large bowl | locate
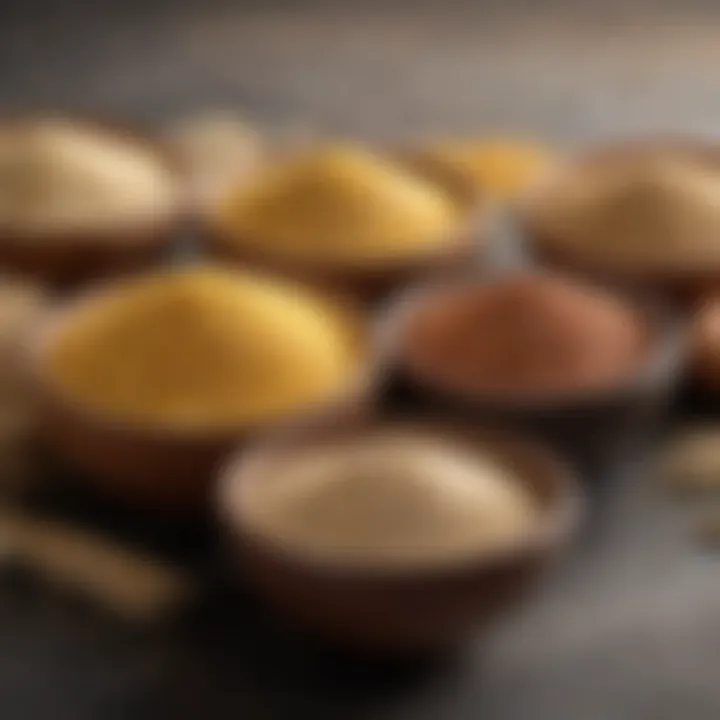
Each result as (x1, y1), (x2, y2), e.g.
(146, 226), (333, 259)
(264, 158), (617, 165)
(218, 408), (582, 654)
(0, 115), (187, 289)
(201, 149), (485, 305)
(28, 280), (368, 513)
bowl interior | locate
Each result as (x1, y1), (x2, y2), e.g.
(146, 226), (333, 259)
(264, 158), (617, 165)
(0, 114), (187, 243)
(378, 270), (687, 411)
(29, 272), (373, 446)
(516, 135), (720, 281)
(219, 409), (582, 579)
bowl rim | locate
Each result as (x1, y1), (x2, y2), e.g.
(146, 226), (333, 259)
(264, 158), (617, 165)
(27, 265), (372, 444)
(373, 267), (688, 410)
(0, 112), (188, 244)
(217, 409), (584, 579)
(515, 133), (720, 281)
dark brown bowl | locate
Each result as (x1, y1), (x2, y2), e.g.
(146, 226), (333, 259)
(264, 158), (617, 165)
(0, 115), (187, 289)
(377, 271), (688, 479)
(689, 295), (720, 391)
(200, 149), (485, 305)
(515, 135), (720, 309)
(218, 408), (582, 654)
(28, 278), (369, 513)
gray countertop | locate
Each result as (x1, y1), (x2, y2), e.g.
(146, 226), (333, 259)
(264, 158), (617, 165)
(1, 3), (720, 718)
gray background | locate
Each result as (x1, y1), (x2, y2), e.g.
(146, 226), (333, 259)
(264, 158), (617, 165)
(5, 0), (720, 142)
(1, 2), (720, 718)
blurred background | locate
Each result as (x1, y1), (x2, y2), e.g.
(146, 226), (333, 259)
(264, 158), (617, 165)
(4, 0), (720, 141)
(2, 1), (720, 719)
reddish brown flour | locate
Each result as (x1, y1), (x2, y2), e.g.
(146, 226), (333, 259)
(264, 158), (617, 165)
(403, 274), (649, 396)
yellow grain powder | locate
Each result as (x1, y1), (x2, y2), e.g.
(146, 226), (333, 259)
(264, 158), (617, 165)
(47, 266), (362, 429)
(236, 430), (539, 568)
(217, 143), (459, 265)
(422, 137), (552, 200)
(0, 119), (176, 234)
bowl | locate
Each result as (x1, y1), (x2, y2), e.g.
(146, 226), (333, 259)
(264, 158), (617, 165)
(202, 150), (485, 305)
(377, 271), (688, 479)
(0, 115), (187, 289)
(217, 408), (582, 654)
(687, 295), (720, 396)
(28, 280), (369, 513)
(515, 135), (720, 308)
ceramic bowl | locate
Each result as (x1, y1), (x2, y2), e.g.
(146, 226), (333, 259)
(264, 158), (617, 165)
(218, 408), (582, 654)
(377, 271), (688, 479)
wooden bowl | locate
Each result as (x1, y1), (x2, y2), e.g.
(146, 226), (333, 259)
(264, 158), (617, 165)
(217, 408), (582, 654)
(201, 149), (484, 305)
(515, 135), (720, 308)
(0, 115), (187, 289)
(377, 271), (688, 479)
(29, 281), (369, 513)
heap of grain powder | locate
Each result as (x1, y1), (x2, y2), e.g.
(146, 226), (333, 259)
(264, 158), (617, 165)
(234, 429), (539, 567)
(403, 274), (649, 396)
(216, 143), (459, 265)
(527, 151), (720, 269)
(0, 120), (176, 234)
(46, 266), (362, 430)
(419, 136), (553, 201)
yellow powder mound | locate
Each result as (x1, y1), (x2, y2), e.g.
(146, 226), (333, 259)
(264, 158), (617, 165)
(217, 143), (459, 265)
(47, 266), (362, 429)
(530, 153), (720, 269)
(422, 137), (552, 200)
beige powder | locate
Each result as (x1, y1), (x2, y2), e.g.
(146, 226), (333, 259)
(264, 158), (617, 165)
(237, 430), (539, 568)
(167, 112), (263, 201)
(529, 152), (720, 270)
(0, 120), (176, 235)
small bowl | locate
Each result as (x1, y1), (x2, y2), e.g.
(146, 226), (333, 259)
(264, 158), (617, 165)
(218, 408), (582, 654)
(29, 280), (369, 513)
(202, 150), (484, 305)
(377, 271), (687, 479)
(0, 115), (187, 289)
(515, 135), (720, 308)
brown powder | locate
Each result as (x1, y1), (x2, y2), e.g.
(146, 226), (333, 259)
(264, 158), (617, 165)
(403, 274), (649, 396)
